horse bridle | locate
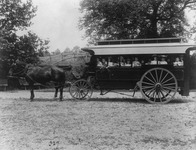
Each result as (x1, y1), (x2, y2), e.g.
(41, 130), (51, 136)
(9, 63), (27, 77)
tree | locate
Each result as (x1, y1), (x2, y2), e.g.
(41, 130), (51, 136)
(63, 47), (71, 53)
(52, 49), (61, 55)
(15, 32), (50, 62)
(0, 0), (37, 33)
(79, 0), (196, 43)
(0, 0), (49, 78)
(72, 46), (80, 53)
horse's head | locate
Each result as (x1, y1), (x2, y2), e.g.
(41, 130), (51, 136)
(8, 60), (27, 77)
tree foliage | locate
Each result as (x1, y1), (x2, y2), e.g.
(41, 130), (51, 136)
(0, 0), (37, 34)
(0, 0), (50, 77)
(79, 0), (196, 43)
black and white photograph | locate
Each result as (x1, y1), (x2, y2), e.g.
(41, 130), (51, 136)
(0, 0), (196, 149)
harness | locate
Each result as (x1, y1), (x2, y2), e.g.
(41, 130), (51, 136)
(8, 65), (81, 88)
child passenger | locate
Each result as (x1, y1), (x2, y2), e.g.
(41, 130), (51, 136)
(108, 57), (113, 67)
(173, 57), (183, 66)
(125, 59), (132, 67)
(150, 56), (158, 65)
(159, 56), (168, 65)
(97, 58), (102, 67)
(132, 57), (141, 67)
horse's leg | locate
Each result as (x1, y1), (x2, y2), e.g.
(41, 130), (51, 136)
(30, 83), (34, 101)
(54, 87), (58, 98)
(59, 85), (63, 101)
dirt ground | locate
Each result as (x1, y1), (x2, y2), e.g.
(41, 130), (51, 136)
(0, 90), (196, 150)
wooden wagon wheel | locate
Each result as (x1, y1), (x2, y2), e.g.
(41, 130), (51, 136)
(69, 79), (93, 100)
(140, 68), (178, 104)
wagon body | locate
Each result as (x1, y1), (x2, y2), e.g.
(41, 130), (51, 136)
(95, 65), (184, 89)
(70, 38), (196, 103)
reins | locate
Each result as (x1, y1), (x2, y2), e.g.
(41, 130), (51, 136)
(24, 71), (72, 88)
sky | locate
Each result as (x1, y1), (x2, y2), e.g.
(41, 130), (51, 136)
(20, 0), (196, 53)
(23, 0), (87, 52)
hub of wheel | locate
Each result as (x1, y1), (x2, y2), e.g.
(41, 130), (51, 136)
(155, 83), (162, 93)
(80, 89), (84, 93)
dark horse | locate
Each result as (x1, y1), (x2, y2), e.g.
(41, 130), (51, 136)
(9, 61), (67, 101)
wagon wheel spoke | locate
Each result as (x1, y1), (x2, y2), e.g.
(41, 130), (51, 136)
(73, 91), (79, 99)
(158, 92), (162, 102)
(158, 69), (163, 82)
(155, 69), (159, 83)
(142, 81), (155, 86)
(162, 86), (176, 92)
(162, 89), (173, 98)
(144, 75), (156, 84)
(149, 71), (157, 83)
(161, 76), (175, 85)
(144, 87), (155, 94)
(80, 88), (89, 98)
(140, 68), (177, 104)
(160, 90), (166, 99)
(142, 85), (154, 90)
(162, 83), (176, 86)
(160, 72), (169, 83)
(151, 90), (156, 102)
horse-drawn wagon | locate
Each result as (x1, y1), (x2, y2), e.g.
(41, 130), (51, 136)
(69, 37), (196, 104)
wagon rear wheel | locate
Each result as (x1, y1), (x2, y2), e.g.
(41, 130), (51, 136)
(69, 79), (93, 100)
(140, 68), (178, 104)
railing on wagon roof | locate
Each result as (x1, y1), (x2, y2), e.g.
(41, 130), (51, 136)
(97, 37), (187, 45)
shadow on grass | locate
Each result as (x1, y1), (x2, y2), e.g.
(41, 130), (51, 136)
(14, 95), (194, 104)
(88, 97), (194, 104)
(88, 97), (149, 104)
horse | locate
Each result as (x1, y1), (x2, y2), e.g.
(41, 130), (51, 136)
(8, 61), (69, 101)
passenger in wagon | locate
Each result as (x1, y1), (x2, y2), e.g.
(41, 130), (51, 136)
(108, 57), (114, 67)
(159, 55), (168, 65)
(132, 57), (141, 67)
(97, 58), (103, 67)
(180, 55), (184, 66)
(173, 57), (183, 66)
(145, 59), (152, 65)
(120, 56), (126, 66)
(125, 58), (132, 66)
(102, 58), (108, 67)
(150, 56), (158, 65)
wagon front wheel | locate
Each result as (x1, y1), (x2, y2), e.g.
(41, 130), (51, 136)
(140, 68), (178, 104)
(69, 79), (93, 100)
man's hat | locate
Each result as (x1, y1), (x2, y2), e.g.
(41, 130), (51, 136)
(160, 55), (167, 58)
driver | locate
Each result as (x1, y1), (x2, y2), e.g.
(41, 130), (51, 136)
(85, 51), (97, 71)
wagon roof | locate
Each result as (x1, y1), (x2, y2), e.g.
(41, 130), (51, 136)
(82, 42), (196, 55)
